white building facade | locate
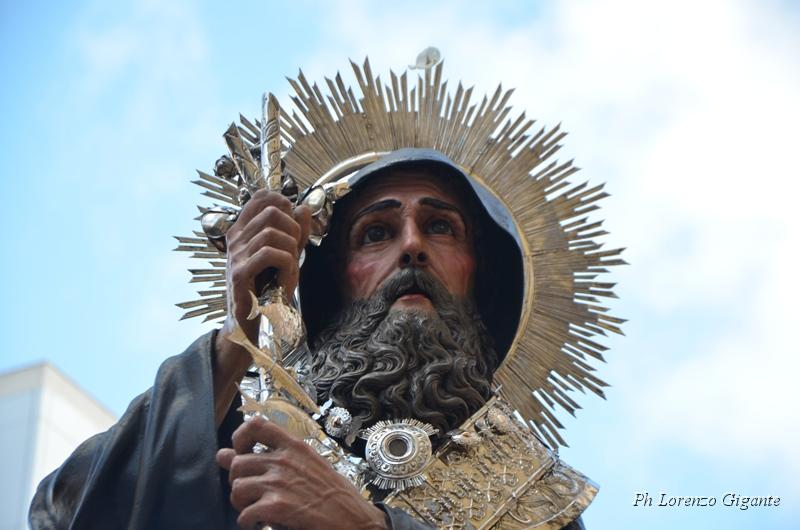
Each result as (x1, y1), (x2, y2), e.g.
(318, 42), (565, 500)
(0, 363), (116, 530)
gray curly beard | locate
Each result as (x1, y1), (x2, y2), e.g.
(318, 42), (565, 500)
(310, 268), (498, 436)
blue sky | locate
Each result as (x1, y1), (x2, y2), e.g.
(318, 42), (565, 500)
(2, 0), (798, 528)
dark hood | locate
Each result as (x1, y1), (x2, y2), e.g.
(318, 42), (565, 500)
(299, 148), (524, 362)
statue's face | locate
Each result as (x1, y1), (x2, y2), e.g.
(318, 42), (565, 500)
(339, 170), (476, 311)
(314, 170), (496, 433)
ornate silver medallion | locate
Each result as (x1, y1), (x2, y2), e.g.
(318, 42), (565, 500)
(324, 407), (353, 438)
(360, 419), (438, 490)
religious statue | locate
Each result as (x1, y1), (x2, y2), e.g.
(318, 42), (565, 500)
(29, 52), (624, 530)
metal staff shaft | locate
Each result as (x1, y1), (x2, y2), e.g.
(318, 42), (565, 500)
(261, 92), (283, 192)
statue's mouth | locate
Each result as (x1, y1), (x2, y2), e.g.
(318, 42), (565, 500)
(395, 285), (431, 301)
(395, 277), (432, 301)
(380, 268), (444, 310)
(390, 281), (435, 311)
(395, 294), (431, 307)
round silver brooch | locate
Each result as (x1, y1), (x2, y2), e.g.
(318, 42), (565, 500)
(359, 419), (438, 490)
(324, 407), (353, 438)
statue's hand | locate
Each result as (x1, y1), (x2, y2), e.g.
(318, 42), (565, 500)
(222, 190), (311, 343)
(211, 191), (311, 426)
(217, 417), (388, 530)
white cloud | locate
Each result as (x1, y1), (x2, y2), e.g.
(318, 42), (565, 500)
(70, 0), (218, 186)
(32, 0), (223, 411)
(75, 0), (208, 97)
(60, 0), (221, 266)
(636, 234), (800, 488)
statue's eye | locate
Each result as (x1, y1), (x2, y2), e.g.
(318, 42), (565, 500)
(362, 225), (391, 244)
(427, 219), (454, 235)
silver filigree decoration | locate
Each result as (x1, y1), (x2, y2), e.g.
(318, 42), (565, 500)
(487, 406), (514, 434)
(447, 429), (483, 447)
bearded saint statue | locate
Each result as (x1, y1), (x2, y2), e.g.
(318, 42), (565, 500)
(30, 55), (623, 530)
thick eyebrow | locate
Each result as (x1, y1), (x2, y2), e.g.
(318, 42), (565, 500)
(419, 197), (466, 223)
(350, 196), (467, 226)
(351, 199), (402, 224)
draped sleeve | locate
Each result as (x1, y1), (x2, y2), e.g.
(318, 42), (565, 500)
(28, 331), (238, 530)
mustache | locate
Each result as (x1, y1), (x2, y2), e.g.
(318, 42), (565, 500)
(374, 268), (452, 308)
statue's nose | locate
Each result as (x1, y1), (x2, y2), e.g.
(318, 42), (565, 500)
(398, 224), (428, 268)
(399, 250), (427, 267)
